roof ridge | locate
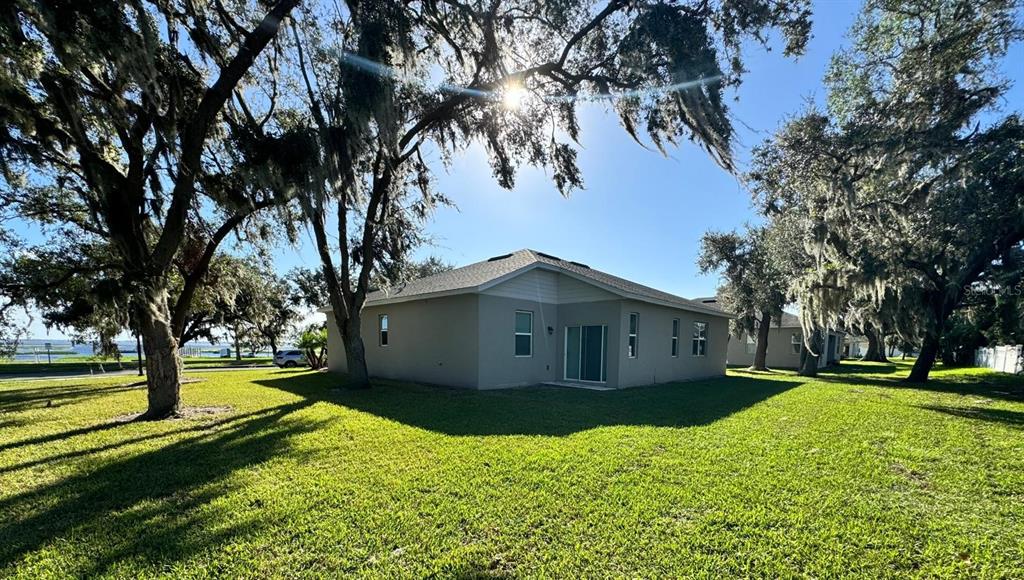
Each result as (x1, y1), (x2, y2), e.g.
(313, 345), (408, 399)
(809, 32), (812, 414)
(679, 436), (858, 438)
(348, 249), (733, 318)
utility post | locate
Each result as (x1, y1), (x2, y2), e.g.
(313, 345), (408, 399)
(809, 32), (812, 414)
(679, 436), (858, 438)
(136, 334), (144, 377)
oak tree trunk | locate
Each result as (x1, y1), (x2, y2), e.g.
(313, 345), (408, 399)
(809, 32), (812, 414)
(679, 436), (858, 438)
(862, 325), (889, 363)
(342, 312), (370, 389)
(750, 310), (771, 371)
(907, 334), (940, 383)
(136, 285), (182, 419)
(798, 329), (822, 377)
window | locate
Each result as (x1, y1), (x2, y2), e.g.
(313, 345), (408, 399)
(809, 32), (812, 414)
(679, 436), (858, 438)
(378, 314), (389, 346)
(628, 313), (639, 358)
(791, 333), (802, 355)
(671, 318), (680, 357)
(691, 321), (707, 356)
(745, 334), (756, 354)
(515, 311), (533, 357)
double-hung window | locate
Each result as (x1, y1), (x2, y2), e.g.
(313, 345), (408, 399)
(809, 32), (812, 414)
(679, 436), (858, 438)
(515, 311), (533, 357)
(671, 318), (680, 357)
(378, 314), (389, 346)
(691, 322), (707, 356)
(628, 313), (639, 358)
(791, 333), (802, 355)
(745, 334), (756, 354)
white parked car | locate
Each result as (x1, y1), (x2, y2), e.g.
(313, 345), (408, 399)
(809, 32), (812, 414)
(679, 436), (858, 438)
(273, 350), (307, 368)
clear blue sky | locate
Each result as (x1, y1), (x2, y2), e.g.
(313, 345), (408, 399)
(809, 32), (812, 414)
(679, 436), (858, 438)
(16, 0), (1024, 339)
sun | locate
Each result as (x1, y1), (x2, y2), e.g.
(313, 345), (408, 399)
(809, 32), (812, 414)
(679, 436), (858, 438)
(502, 85), (528, 110)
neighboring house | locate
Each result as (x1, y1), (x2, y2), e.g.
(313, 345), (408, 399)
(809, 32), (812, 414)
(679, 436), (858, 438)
(844, 335), (869, 358)
(722, 310), (843, 369)
(323, 249), (734, 389)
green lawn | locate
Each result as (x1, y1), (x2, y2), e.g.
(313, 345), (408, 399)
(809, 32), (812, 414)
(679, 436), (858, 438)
(1, 362), (1022, 577)
(0, 356), (273, 376)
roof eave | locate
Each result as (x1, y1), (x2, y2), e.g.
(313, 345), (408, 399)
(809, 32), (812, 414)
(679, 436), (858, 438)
(319, 262), (736, 318)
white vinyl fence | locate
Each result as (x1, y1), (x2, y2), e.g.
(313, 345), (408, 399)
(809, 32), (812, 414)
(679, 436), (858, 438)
(974, 345), (1024, 374)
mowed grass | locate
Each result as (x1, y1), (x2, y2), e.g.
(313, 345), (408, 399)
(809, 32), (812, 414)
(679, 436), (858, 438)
(0, 362), (1022, 577)
(0, 356), (273, 376)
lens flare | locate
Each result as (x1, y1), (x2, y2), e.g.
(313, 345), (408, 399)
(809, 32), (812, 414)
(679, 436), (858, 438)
(333, 50), (721, 105)
(502, 86), (528, 110)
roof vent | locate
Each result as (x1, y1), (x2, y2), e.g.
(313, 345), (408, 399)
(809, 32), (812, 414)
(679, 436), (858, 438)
(701, 299), (717, 303)
(487, 253), (513, 262)
(535, 252), (562, 261)
(569, 261), (590, 269)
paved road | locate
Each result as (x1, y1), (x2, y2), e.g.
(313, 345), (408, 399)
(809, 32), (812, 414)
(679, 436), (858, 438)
(0, 364), (278, 382)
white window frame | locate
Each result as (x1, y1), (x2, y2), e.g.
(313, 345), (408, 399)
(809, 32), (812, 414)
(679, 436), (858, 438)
(515, 310), (533, 357)
(671, 318), (680, 357)
(378, 314), (389, 347)
(745, 334), (756, 355)
(791, 333), (802, 355)
(628, 312), (639, 358)
(692, 321), (707, 357)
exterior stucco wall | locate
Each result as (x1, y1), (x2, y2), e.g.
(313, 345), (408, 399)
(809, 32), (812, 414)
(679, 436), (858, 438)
(326, 294), (481, 388)
(555, 300), (624, 387)
(727, 327), (842, 369)
(325, 286), (731, 389)
(615, 300), (729, 388)
(476, 294), (559, 388)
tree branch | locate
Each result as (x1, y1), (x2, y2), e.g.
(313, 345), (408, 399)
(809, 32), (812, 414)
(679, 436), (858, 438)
(153, 0), (300, 271)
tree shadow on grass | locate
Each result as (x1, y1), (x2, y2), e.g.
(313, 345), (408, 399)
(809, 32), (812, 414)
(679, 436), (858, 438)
(815, 362), (1024, 403)
(826, 361), (900, 375)
(254, 372), (803, 437)
(917, 405), (1024, 429)
(0, 380), (147, 413)
(0, 400), (321, 576)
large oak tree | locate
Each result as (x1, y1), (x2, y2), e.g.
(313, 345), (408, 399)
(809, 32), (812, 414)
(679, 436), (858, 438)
(697, 226), (788, 371)
(0, 1), (302, 417)
(749, 0), (1024, 382)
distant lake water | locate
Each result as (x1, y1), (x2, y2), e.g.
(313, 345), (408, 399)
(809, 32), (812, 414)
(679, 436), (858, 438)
(9, 339), (274, 361)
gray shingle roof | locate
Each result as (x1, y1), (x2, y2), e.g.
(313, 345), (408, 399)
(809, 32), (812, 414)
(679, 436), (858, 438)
(365, 249), (730, 317)
(776, 312), (801, 327)
(692, 296), (727, 311)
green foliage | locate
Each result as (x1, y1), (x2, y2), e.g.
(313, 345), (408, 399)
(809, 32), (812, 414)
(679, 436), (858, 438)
(0, 302), (29, 359)
(0, 362), (1022, 575)
(295, 325), (327, 369)
(287, 267), (330, 312)
(697, 225), (788, 337)
(748, 0), (1024, 380)
(182, 255), (298, 354)
(375, 255), (456, 291)
(0, 238), (131, 349)
(941, 244), (1024, 362)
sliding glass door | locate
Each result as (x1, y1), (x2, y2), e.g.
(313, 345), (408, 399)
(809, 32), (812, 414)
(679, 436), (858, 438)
(564, 325), (607, 382)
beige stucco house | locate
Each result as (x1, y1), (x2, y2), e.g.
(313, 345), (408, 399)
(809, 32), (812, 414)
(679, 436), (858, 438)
(724, 311), (843, 369)
(325, 249), (734, 389)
